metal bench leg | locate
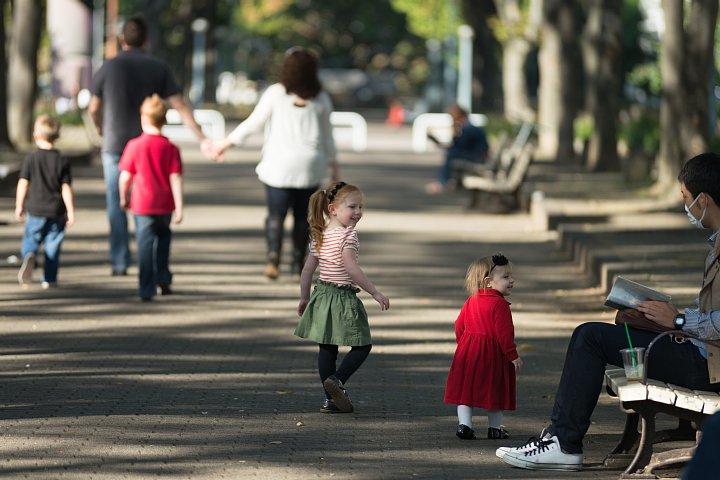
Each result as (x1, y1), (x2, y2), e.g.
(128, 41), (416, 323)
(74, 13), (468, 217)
(603, 412), (640, 468)
(613, 413), (640, 454)
(622, 411), (657, 477)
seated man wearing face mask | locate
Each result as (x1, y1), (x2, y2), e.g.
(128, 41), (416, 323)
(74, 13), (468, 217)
(498, 152), (720, 471)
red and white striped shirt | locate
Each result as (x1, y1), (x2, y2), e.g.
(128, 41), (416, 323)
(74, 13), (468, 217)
(310, 226), (359, 286)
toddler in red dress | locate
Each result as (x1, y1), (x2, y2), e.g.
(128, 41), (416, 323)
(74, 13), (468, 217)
(444, 253), (523, 440)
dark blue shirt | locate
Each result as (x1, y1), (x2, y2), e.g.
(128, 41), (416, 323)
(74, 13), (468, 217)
(447, 123), (489, 162)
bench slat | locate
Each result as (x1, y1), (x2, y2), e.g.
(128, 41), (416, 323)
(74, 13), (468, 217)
(695, 390), (720, 414)
(669, 384), (705, 412)
(647, 380), (677, 405)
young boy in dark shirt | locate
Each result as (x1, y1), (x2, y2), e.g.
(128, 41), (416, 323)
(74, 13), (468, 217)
(15, 114), (76, 288)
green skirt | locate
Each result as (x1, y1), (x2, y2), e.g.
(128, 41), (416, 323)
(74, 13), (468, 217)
(294, 280), (371, 346)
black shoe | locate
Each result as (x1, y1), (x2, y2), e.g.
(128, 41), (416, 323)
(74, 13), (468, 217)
(488, 426), (510, 439)
(320, 399), (341, 414)
(456, 424), (476, 440)
(157, 283), (172, 295)
(323, 375), (354, 413)
(112, 269), (127, 276)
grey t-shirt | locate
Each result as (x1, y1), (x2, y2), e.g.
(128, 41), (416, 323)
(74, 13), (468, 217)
(91, 48), (180, 153)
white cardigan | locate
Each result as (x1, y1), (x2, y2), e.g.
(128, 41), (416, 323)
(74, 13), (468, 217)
(227, 83), (337, 189)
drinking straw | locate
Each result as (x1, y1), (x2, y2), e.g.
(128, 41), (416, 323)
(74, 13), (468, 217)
(623, 322), (637, 367)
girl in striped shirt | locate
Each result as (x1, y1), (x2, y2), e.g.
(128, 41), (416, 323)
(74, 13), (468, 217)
(295, 181), (390, 414)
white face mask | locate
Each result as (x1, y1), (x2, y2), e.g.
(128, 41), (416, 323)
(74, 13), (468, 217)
(685, 194), (707, 229)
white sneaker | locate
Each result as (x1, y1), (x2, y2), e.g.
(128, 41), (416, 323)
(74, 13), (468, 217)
(496, 428), (551, 459)
(501, 435), (582, 471)
(18, 253), (35, 285)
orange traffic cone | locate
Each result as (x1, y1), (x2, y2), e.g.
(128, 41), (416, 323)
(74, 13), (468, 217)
(386, 101), (405, 126)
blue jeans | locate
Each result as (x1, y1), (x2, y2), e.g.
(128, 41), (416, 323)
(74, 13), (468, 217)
(134, 214), (172, 299)
(102, 151), (131, 272)
(548, 322), (717, 454)
(21, 214), (66, 283)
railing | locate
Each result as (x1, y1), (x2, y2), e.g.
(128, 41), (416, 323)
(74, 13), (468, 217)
(162, 109), (226, 142)
(162, 109), (367, 152)
(330, 111), (367, 152)
(412, 112), (487, 153)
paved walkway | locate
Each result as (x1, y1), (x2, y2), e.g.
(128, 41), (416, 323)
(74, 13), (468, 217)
(0, 125), (683, 479)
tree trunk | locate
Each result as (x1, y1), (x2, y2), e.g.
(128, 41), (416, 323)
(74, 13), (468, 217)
(502, 38), (534, 121)
(0, 0), (11, 148)
(538, 0), (580, 162)
(460, 0), (502, 112)
(495, 0), (540, 122)
(8, 0), (43, 148)
(657, 0), (718, 192)
(582, 0), (621, 171)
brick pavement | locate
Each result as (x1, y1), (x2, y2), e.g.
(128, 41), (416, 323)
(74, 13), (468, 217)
(0, 127), (685, 479)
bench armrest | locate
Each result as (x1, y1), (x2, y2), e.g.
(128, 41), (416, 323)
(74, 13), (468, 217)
(643, 331), (720, 383)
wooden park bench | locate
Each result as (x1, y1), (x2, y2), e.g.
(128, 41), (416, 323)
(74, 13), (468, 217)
(604, 331), (720, 478)
(457, 122), (536, 211)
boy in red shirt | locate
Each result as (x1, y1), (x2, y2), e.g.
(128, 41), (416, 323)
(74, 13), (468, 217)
(119, 94), (183, 301)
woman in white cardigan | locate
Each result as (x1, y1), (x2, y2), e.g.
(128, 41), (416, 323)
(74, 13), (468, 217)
(214, 48), (338, 279)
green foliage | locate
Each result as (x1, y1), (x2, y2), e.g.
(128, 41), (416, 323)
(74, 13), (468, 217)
(621, 0), (661, 99)
(619, 107), (660, 155)
(574, 115), (594, 142)
(627, 63), (662, 96)
(228, 0), (430, 98)
(389, 0), (459, 40)
(487, 1), (531, 45)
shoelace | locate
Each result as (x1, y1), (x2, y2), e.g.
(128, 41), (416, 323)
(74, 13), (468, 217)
(523, 438), (555, 456)
(517, 435), (542, 449)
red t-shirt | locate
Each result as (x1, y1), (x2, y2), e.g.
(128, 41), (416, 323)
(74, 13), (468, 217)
(119, 133), (182, 215)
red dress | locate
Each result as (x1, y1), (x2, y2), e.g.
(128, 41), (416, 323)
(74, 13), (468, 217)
(444, 289), (518, 410)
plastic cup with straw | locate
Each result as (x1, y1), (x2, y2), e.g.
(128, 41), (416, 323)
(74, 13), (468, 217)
(623, 322), (637, 368)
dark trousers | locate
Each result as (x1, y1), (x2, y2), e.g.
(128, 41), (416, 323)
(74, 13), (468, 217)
(318, 344), (372, 399)
(550, 322), (717, 454)
(264, 184), (317, 265)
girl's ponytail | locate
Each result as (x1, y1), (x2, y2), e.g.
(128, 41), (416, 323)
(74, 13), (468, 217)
(307, 189), (328, 252)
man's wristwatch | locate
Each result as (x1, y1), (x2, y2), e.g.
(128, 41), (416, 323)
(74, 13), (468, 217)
(674, 313), (686, 329)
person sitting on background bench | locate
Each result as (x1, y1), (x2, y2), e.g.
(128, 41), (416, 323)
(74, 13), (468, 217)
(498, 152), (720, 471)
(425, 104), (489, 195)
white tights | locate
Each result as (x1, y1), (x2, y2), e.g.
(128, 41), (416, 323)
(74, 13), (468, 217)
(457, 405), (504, 429)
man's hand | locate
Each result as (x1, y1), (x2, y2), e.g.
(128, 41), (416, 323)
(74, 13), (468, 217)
(200, 139), (218, 162)
(636, 300), (679, 328)
(14, 206), (24, 221)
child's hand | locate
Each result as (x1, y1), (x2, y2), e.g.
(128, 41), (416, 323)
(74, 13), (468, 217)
(298, 299), (309, 316)
(173, 210), (183, 224)
(372, 291), (390, 311)
(512, 357), (523, 374)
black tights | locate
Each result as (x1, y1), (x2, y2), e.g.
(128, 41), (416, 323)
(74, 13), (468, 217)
(318, 343), (372, 398)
